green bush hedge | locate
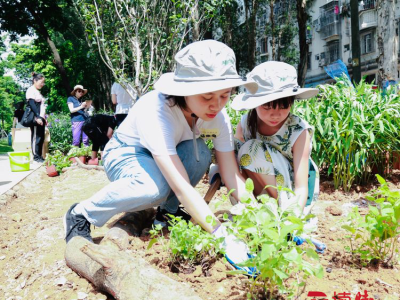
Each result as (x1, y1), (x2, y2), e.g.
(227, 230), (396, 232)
(294, 78), (400, 191)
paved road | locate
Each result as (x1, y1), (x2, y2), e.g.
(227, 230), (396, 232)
(0, 153), (42, 196)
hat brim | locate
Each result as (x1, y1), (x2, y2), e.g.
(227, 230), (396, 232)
(231, 88), (319, 111)
(154, 73), (258, 96)
(71, 89), (88, 96)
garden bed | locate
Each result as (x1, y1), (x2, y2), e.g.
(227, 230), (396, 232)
(0, 167), (399, 300)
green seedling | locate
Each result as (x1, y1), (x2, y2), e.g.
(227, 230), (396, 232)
(148, 216), (224, 270)
(342, 175), (400, 267)
(224, 179), (323, 300)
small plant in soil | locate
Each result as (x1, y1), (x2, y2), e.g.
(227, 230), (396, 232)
(149, 217), (224, 274)
(218, 179), (324, 300)
(67, 146), (92, 158)
(342, 175), (400, 267)
(45, 150), (72, 173)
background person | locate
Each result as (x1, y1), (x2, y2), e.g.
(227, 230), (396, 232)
(82, 114), (117, 162)
(26, 72), (46, 163)
(67, 85), (90, 147)
(111, 81), (136, 126)
(232, 61), (319, 216)
(64, 40), (259, 275)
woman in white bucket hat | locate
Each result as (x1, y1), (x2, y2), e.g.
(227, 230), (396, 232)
(63, 40), (259, 275)
(232, 61), (320, 217)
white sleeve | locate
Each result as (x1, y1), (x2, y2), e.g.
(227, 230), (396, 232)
(212, 109), (234, 152)
(26, 86), (36, 99)
(135, 105), (178, 156)
(111, 83), (119, 95)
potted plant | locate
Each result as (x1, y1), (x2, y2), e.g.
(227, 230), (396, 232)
(67, 146), (90, 164)
(45, 150), (72, 177)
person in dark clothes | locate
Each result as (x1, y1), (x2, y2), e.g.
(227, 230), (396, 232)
(13, 102), (25, 128)
(82, 114), (117, 161)
(26, 73), (46, 163)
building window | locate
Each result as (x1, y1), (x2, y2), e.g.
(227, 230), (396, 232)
(260, 37), (268, 54)
(307, 52), (312, 70)
(361, 32), (374, 54)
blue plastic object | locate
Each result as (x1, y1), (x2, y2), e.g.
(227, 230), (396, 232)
(225, 253), (259, 277)
(293, 235), (326, 254)
(324, 59), (353, 87)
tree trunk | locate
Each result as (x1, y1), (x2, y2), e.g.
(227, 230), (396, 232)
(223, 4), (233, 46)
(27, 7), (72, 96)
(244, 0), (259, 70)
(269, 1), (277, 61)
(297, 0), (309, 87)
(65, 210), (203, 300)
(191, 1), (200, 41)
(376, 0), (398, 88)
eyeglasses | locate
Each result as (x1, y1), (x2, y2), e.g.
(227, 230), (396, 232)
(76, 90), (84, 93)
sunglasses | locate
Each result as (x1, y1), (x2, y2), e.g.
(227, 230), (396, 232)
(76, 89), (84, 93)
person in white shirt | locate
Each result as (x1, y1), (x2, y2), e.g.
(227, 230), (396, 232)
(111, 82), (136, 126)
(26, 72), (46, 163)
(64, 40), (260, 275)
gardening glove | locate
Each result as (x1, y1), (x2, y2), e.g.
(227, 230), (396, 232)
(230, 202), (247, 215)
(292, 234), (327, 254)
(213, 225), (258, 277)
(208, 163), (224, 186)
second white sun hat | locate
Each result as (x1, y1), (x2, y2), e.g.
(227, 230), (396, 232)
(232, 61), (319, 111)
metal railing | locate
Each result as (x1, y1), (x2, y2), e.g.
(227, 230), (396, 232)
(360, 0), (376, 12)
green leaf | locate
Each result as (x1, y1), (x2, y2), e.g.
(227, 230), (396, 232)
(283, 247), (300, 262)
(273, 268), (289, 279)
(245, 178), (254, 193)
(147, 238), (158, 250)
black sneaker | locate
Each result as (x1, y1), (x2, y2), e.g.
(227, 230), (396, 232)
(154, 206), (192, 227)
(64, 203), (93, 243)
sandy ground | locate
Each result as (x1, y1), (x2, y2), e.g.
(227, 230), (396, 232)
(0, 167), (399, 300)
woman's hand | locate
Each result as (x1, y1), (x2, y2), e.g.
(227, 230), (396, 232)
(35, 117), (43, 126)
(81, 102), (87, 109)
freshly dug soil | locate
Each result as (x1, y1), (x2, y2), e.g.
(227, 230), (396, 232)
(0, 167), (399, 300)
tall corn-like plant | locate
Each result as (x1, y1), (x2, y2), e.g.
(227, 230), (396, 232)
(294, 78), (400, 191)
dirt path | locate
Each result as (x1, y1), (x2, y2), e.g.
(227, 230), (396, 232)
(0, 167), (399, 300)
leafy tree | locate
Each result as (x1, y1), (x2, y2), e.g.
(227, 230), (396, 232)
(0, 76), (25, 131)
(74, 0), (190, 98)
(0, 0), (73, 95)
(261, 0), (298, 65)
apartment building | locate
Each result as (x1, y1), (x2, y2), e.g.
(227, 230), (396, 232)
(254, 0), (400, 87)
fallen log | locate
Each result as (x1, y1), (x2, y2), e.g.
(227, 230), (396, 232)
(65, 212), (202, 300)
(62, 157), (104, 172)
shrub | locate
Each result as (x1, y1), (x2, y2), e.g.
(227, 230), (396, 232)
(67, 145), (92, 158)
(294, 78), (400, 191)
(218, 180), (323, 299)
(149, 217), (224, 271)
(45, 150), (72, 173)
(47, 113), (73, 154)
(342, 175), (400, 267)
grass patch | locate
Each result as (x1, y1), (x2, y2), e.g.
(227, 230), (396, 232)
(0, 140), (13, 154)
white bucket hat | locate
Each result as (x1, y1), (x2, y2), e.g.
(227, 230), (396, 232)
(232, 61), (319, 111)
(154, 40), (258, 96)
